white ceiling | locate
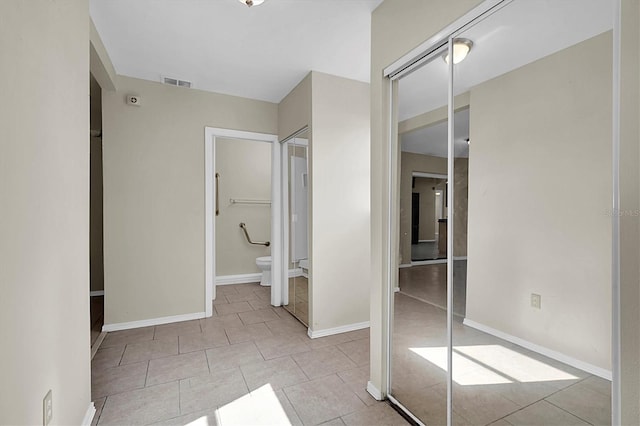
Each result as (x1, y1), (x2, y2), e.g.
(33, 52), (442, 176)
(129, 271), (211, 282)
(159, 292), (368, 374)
(90, 0), (383, 103)
(398, 0), (613, 158)
(402, 109), (470, 158)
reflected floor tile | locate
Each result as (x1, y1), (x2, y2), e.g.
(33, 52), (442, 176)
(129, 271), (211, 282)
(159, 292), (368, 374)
(342, 403), (408, 426)
(98, 382), (179, 425)
(503, 400), (590, 425)
(265, 318), (308, 337)
(545, 380), (611, 426)
(449, 382), (522, 426)
(146, 351), (209, 386)
(284, 374), (366, 425)
(179, 367), (248, 414)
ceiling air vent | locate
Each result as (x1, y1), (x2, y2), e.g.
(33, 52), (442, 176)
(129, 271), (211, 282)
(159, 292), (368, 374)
(162, 76), (192, 89)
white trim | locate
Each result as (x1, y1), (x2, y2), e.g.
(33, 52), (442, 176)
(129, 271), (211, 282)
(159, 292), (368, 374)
(366, 381), (384, 400)
(216, 273), (262, 286)
(453, 256), (467, 261)
(611, 0), (621, 423)
(398, 263), (412, 269)
(204, 127), (281, 317)
(81, 402), (96, 426)
(412, 172), (447, 180)
(307, 321), (370, 339)
(102, 312), (205, 332)
(463, 319), (612, 380)
(394, 287), (400, 293)
(418, 239), (436, 243)
(90, 290), (104, 297)
(388, 395), (426, 426)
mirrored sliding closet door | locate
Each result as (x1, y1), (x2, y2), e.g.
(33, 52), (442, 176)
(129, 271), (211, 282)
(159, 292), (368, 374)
(388, 1), (615, 425)
(282, 129), (310, 326)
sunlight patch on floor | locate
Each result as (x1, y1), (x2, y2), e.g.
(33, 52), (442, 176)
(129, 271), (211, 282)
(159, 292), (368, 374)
(410, 344), (578, 386)
(214, 384), (293, 425)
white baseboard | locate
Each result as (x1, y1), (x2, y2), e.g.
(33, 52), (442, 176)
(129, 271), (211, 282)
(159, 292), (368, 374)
(366, 381), (383, 400)
(398, 263), (412, 269)
(463, 318), (612, 380)
(418, 239), (436, 243)
(307, 321), (370, 339)
(90, 290), (104, 297)
(103, 311), (206, 332)
(82, 402), (96, 426)
(216, 273), (262, 286)
(216, 270), (300, 286)
(394, 287), (400, 293)
(453, 256), (468, 261)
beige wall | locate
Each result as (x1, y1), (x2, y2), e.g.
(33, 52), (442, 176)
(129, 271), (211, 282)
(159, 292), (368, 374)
(466, 33), (612, 370)
(414, 177), (437, 241)
(310, 72), (371, 332)
(399, 153), (447, 263)
(619, 0), (640, 422)
(0, 0), (91, 424)
(215, 138), (271, 276)
(102, 76), (277, 325)
(278, 74), (312, 141)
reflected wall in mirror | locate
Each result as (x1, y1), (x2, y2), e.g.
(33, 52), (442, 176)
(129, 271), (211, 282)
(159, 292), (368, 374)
(452, 1), (612, 424)
(388, 0), (613, 425)
(283, 130), (309, 326)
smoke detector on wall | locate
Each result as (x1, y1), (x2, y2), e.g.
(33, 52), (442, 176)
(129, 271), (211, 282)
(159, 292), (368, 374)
(162, 76), (192, 89)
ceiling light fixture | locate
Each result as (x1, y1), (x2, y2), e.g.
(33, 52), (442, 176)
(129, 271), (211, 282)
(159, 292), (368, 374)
(443, 38), (474, 64)
(238, 0), (265, 7)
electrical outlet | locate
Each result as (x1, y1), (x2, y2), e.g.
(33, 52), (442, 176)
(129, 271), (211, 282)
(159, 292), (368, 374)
(43, 390), (52, 426)
(531, 293), (541, 309)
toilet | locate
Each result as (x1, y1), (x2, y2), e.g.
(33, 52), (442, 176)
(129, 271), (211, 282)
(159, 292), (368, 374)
(255, 256), (272, 286)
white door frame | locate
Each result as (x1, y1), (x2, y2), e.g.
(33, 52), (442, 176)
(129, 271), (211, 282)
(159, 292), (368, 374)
(204, 127), (281, 317)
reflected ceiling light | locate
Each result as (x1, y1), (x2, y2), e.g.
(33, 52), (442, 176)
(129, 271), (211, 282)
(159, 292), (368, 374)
(443, 38), (474, 64)
(238, 0), (265, 6)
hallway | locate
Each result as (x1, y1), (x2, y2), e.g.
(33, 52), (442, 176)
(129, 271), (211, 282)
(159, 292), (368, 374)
(91, 283), (406, 425)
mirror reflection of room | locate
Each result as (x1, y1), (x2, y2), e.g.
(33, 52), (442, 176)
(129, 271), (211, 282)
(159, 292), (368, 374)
(389, 1), (613, 425)
(283, 130), (310, 326)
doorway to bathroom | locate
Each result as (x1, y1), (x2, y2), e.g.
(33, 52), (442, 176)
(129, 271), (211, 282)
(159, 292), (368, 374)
(204, 128), (282, 317)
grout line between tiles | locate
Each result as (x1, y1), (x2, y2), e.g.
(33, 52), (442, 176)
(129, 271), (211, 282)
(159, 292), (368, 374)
(544, 397), (597, 426)
(143, 360), (150, 387)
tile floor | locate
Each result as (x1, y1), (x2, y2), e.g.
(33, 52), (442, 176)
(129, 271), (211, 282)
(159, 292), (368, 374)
(391, 292), (612, 426)
(91, 283), (407, 426)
